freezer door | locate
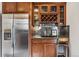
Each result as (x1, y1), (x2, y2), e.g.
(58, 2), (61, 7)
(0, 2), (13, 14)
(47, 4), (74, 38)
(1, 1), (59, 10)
(2, 14), (13, 57)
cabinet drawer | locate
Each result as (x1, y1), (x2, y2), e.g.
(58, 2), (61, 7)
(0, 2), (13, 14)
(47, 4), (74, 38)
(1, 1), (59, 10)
(32, 39), (42, 44)
(42, 39), (55, 43)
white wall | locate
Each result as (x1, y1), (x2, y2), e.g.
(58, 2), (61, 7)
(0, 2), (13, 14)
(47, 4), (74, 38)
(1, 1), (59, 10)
(67, 2), (79, 57)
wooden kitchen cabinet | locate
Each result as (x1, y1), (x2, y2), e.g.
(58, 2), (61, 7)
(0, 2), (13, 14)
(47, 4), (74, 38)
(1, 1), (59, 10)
(31, 43), (44, 57)
(2, 2), (16, 13)
(2, 2), (30, 13)
(31, 39), (56, 57)
(16, 2), (30, 13)
(32, 2), (66, 26)
(44, 44), (56, 57)
(29, 2), (66, 57)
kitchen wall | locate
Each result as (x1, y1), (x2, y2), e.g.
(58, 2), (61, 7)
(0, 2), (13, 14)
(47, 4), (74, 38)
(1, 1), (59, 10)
(67, 2), (79, 57)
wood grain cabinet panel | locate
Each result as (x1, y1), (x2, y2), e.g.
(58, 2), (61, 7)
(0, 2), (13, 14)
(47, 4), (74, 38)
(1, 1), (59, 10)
(16, 2), (30, 13)
(32, 39), (42, 44)
(44, 44), (56, 57)
(2, 2), (30, 13)
(32, 44), (44, 57)
(31, 39), (56, 57)
(2, 2), (16, 13)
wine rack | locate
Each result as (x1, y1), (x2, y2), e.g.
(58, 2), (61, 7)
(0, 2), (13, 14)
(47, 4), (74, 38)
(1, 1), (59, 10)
(32, 3), (66, 27)
(41, 14), (57, 24)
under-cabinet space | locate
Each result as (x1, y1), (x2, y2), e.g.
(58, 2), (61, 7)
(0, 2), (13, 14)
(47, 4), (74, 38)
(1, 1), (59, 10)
(57, 44), (69, 57)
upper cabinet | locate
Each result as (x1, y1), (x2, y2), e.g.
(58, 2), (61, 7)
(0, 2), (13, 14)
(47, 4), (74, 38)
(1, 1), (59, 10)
(40, 5), (48, 13)
(32, 3), (66, 26)
(40, 4), (57, 13)
(2, 2), (30, 13)
(2, 2), (16, 13)
(16, 2), (30, 13)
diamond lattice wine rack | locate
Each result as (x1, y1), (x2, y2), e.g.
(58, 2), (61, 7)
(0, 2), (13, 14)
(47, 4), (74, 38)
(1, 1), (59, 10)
(41, 13), (58, 24)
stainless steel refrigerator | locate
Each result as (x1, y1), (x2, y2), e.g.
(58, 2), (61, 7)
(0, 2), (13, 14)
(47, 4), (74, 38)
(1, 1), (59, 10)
(2, 14), (29, 57)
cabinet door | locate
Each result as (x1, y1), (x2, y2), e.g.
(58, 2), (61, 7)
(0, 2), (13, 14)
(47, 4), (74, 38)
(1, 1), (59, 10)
(59, 5), (66, 25)
(49, 4), (58, 13)
(40, 5), (48, 13)
(2, 2), (16, 13)
(44, 44), (56, 57)
(16, 2), (30, 13)
(32, 44), (43, 57)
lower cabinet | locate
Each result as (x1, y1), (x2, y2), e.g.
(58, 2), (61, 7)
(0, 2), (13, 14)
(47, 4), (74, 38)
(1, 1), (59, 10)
(31, 40), (56, 57)
(32, 44), (44, 57)
(44, 44), (56, 57)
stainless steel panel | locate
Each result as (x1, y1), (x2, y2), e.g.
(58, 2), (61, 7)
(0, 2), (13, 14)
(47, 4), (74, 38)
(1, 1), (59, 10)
(2, 14), (13, 57)
(13, 14), (29, 57)
(2, 14), (29, 57)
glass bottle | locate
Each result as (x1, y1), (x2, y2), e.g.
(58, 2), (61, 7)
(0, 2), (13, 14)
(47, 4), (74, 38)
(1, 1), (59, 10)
(52, 23), (58, 36)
